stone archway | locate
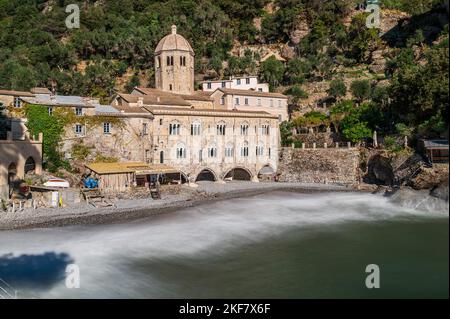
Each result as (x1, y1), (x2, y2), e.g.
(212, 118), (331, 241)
(258, 165), (275, 181)
(8, 163), (17, 198)
(8, 163), (17, 182)
(195, 168), (217, 182)
(224, 167), (252, 181)
(24, 157), (36, 174)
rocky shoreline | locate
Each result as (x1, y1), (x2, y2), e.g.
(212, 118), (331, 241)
(0, 182), (355, 231)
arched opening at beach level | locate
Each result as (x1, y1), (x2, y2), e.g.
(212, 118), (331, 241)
(258, 165), (275, 181)
(224, 168), (252, 181)
(195, 169), (217, 182)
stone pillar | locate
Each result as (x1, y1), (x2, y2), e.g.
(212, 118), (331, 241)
(291, 143), (295, 149)
(347, 142), (351, 148)
(404, 135), (408, 148)
(313, 143), (316, 149)
(302, 143), (306, 149)
(335, 142), (339, 148)
(373, 130), (378, 147)
(324, 143), (328, 149)
(326, 126), (331, 133)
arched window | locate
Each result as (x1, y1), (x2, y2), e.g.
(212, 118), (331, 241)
(191, 121), (201, 135)
(160, 151), (164, 164)
(8, 163), (17, 182)
(225, 143), (234, 157)
(256, 144), (264, 156)
(180, 56), (186, 66)
(176, 143), (187, 159)
(157, 56), (161, 68)
(170, 56), (174, 66)
(240, 123), (249, 135)
(169, 122), (181, 135)
(217, 122), (226, 136)
(24, 157), (36, 174)
(208, 147), (217, 158)
(167, 56), (170, 66)
(241, 142), (249, 157)
(260, 124), (270, 135)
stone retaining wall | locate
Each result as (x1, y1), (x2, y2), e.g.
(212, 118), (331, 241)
(293, 132), (338, 147)
(278, 147), (361, 184)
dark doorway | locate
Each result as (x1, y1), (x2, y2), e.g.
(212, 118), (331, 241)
(195, 169), (216, 182)
(225, 168), (252, 181)
(24, 157), (36, 174)
(8, 163), (17, 198)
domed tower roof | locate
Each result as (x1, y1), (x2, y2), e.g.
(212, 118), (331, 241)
(155, 25), (194, 55)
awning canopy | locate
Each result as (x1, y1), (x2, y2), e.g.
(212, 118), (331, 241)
(85, 162), (179, 175)
(422, 139), (449, 150)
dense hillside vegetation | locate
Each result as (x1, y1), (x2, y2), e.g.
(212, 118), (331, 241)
(0, 0), (448, 143)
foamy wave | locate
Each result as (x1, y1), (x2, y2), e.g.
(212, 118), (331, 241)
(0, 191), (447, 298)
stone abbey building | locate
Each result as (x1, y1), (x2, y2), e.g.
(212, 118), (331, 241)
(105, 25), (285, 182)
(1, 25), (288, 184)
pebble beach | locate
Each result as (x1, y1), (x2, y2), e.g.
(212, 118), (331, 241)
(0, 181), (353, 230)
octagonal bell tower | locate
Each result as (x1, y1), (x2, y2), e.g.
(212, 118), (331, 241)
(154, 25), (195, 95)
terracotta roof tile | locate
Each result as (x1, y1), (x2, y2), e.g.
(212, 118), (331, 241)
(217, 88), (287, 99)
(0, 89), (34, 97)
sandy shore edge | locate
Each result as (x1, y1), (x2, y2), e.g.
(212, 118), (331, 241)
(0, 182), (361, 231)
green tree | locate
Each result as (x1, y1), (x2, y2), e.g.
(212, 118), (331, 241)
(389, 37), (449, 136)
(280, 121), (294, 146)
(209, 56), (223, 75)
(285, 58), (309, 84)
(341, 121), (372, 143)
(285, 85), (309, 104)
(345, 13), (380, 62)
(259, 56), (285, 90)
(327, 79), (347, 100)
(124, 74), (140, 93)
(350, 79), (371, 102)
(329, 100), (354, 133)
(24, 104), (70, 172)
(293, 111), (329, 131)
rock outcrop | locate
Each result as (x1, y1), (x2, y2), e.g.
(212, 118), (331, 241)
(366, 154), (395, 185)
(409, 164), (449, 191)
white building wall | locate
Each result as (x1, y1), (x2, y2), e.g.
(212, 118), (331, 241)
(217, 93), (288, 122)
(151, 114), (279, 181)
(202, 76), (269, 93)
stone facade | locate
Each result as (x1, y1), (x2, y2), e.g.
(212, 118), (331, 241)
(1, 25), (282, 186)
(0, 130), (43, 200)
(0, 90), (34, 109)
(61, 115), (154, 164)
(278, 147), (360, 185)
(154, 25), (195, 95)
(210, 88), (289, 122)
(294, 131), (338, 148)
(149, 110), (279, 181)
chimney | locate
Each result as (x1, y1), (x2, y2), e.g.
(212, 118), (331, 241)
(171, 25), (177, 35)
(137, 97), (144, 107)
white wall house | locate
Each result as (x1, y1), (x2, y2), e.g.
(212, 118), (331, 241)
(210, 88), (289, 122)
(201, 76), (269, 93)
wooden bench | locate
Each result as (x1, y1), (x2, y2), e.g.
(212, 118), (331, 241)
(81, 188), (116, 208)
